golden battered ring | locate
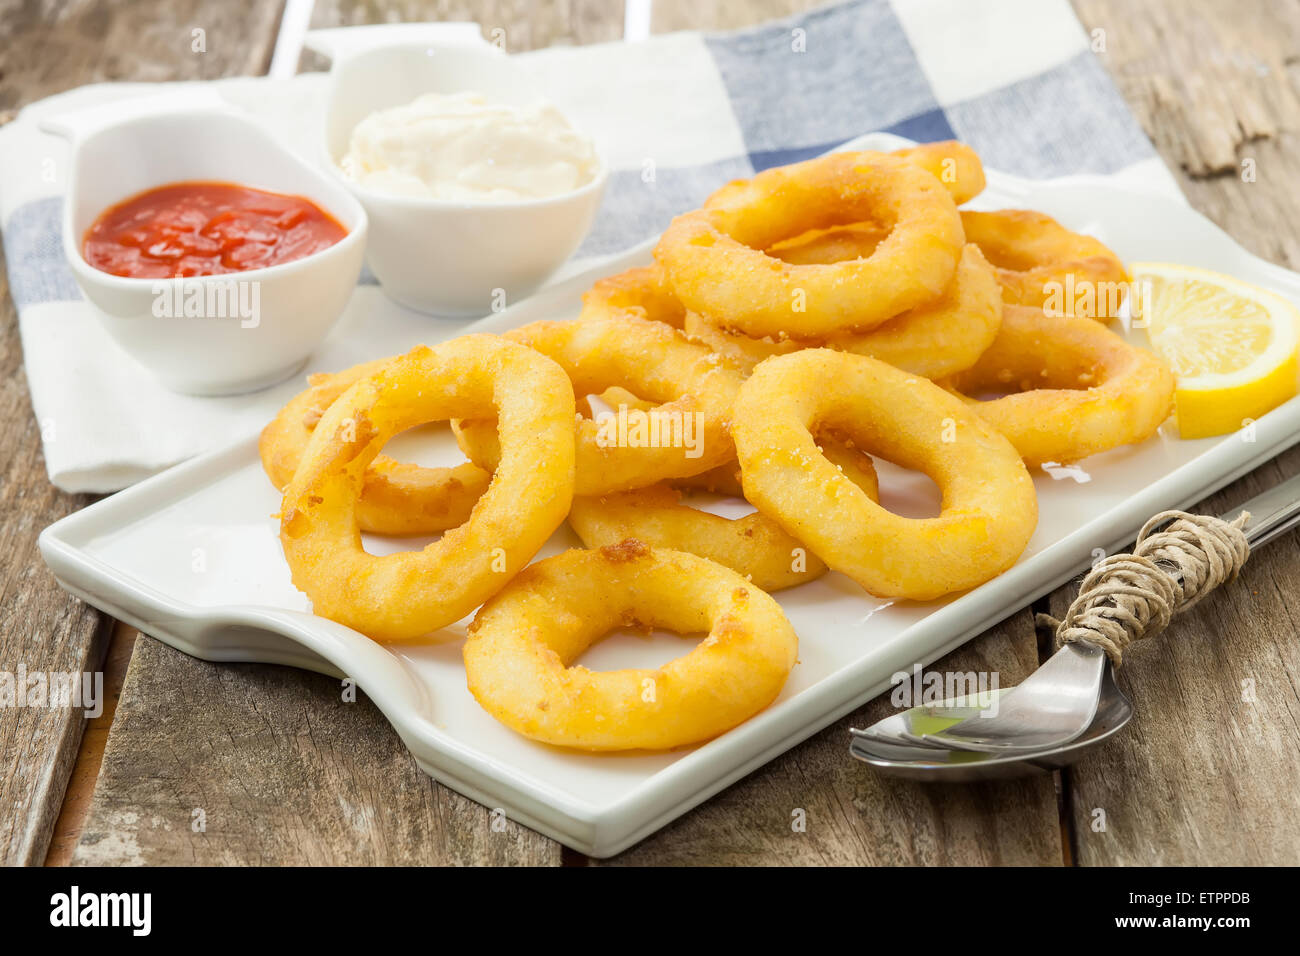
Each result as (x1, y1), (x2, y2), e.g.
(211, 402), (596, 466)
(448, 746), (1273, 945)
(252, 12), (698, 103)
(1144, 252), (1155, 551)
(454, 313), (745, 496)
(279, 336), (576, 642)
(260, 358), (492, 536)
(578, 265), (686, 329)
(944, 305), (1175, 467)
(463, 541), (798, 751)
(892, 140), (987, 205)
(684, 244), (1002, 378)
(594, 386), (747, 496)
(567, 436), (880, 591)
(731, 349), (1038, 600)
(654, 153), (964, 339)
(960, 209), (1130, 320)
(689, 141), (985, 235)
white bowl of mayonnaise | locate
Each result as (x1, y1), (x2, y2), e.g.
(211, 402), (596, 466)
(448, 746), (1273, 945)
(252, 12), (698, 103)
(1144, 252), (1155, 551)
(322, 42), (607, 316)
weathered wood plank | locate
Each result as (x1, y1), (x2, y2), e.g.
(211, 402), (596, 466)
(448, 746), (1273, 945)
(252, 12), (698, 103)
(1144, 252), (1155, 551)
(72, 636), (559, 866)
(1064, 0), (1300, 865)
(601, 610), (1062, 865)
(1053, 447), (1300, 866)
(1074, 0), (1300, 179)
(651, 0), (825, 34)
(0, 0), (287, 115)
(1073, 0), (1300, 272)
(306, 0), (624, 57)
(43, 621), (135, 867)
(0, 0), (285, 866)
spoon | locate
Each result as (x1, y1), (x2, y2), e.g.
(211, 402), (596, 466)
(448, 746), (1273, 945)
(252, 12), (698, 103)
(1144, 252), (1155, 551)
(850, 663), (1133, 781)
(851, 469), (1300, 778)
(898, 640), (1107, 754)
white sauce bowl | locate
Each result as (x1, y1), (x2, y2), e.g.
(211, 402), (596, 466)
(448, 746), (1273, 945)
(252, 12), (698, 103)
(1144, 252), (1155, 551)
(322, 42), (607, 316)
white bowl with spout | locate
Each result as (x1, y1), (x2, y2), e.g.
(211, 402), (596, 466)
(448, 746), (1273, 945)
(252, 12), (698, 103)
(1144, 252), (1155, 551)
(43, 88), (367, 396)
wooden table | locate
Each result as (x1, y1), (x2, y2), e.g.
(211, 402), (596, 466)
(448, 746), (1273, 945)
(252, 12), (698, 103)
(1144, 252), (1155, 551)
(3, 0), (1299, 867)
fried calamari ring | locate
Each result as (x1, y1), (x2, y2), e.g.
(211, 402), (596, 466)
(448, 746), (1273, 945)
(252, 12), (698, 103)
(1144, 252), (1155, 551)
(260, 358), (492, 536)
(944, 305), (1175, 467)
(670, 463), (746, 497)
(279, 336), (576, 642)
(593, 386), (881, 507)
(579, 265), (685, 329)
(892, 140), (987, 205)
(960, 209), (1129, 320)
(685, 244), (1002, 379)
(699, 141), (984, 231)
(454, 314), (745, 496)
(463, 541), (798, 751)
(732, 350), (1037, 600)
(654, 153), (964, 339)
(568, 437), (880, 591)
(595, 386), (747, 496)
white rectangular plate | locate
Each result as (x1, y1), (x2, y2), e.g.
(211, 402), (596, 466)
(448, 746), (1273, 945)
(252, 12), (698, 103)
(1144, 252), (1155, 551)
(40, 134), (1300, 857)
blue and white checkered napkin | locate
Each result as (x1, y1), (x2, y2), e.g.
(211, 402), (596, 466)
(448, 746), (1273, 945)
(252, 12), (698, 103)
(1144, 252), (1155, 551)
(0, 0), (1171, 493)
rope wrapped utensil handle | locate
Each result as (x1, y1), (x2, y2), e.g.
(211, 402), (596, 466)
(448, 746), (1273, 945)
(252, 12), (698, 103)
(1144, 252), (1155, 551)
(1036, 511), (1251, 666)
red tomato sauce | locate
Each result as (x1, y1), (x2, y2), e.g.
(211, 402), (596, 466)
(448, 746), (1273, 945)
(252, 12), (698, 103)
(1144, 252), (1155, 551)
(83, 181), (347, 279)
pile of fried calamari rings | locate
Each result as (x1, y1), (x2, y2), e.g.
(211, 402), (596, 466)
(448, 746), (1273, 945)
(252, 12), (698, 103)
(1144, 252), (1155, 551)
(259, 140), (1175, 752)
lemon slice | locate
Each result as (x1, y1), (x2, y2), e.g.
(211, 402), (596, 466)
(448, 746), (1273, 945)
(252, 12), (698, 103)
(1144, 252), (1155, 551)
(1131, 262), (1300, 439)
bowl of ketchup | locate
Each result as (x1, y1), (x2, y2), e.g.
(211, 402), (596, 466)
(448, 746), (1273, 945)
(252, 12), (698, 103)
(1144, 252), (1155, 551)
(43, 90), (367, 396)
(83, 182), (349, 280)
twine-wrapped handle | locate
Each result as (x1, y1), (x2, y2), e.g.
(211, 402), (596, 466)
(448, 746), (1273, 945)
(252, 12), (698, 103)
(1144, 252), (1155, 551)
(1035, 511), (1251, 666)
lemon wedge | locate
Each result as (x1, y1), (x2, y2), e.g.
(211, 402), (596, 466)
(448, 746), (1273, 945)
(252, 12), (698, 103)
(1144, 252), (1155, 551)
(1131, 262), (1300, 439)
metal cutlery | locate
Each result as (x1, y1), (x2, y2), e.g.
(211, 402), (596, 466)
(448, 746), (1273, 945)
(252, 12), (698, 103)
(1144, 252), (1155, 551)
(851, 469), (1300, 779)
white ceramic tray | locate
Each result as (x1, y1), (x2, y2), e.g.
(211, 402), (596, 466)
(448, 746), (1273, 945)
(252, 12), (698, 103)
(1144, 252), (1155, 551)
(40, 136), (1300, 857)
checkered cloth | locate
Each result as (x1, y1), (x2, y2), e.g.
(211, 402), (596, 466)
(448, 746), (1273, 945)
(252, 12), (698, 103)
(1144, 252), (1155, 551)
(0, 0), (1168, 492)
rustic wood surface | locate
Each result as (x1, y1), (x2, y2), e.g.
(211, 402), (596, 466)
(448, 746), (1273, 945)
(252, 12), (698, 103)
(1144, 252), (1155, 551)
(43, 621), (135, 867)
(1064, 0), (1300, 867)
(1, 0), (1296, 866)
(650, 0), (825, 33)
(1054, 450), (1300, 866)
(598, 611), (1062, 866)
(0, 0), (286, 120)
(0, 0), (286, 867)
(72, 637), (559, 866)
(309, 0), (624, 47)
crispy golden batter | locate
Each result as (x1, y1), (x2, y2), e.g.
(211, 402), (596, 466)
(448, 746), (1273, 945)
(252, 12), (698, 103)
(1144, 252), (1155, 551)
(260, 358), (492, 536)
(454, 313), (745, 496)
(279, 336), (576, 642)
(579, 264), (686, 329)
(732, 349), (1038, 600)
(685, 244), (1002, 378)
(568, 436), (879, 591)
(944, 305), (1175, 467)
(655, 153), (964, 339)
(463, 544), (798, 750)
(892, 140), (987, 205)
(960, 209), (1129, 320)
(256, 139), (1185, 755)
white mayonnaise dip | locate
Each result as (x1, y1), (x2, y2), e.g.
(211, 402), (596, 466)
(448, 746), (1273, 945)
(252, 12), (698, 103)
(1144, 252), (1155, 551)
(340, 91), (599, 202)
